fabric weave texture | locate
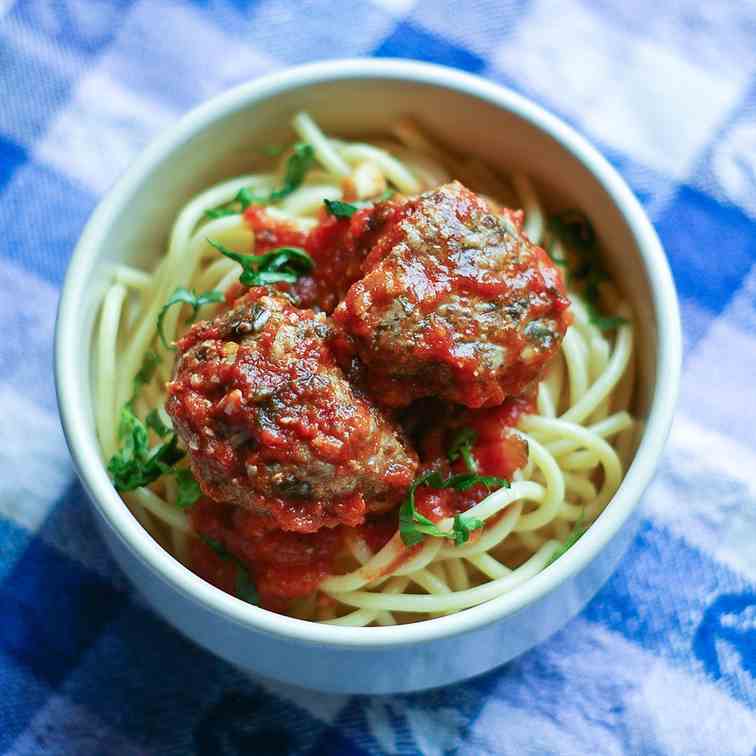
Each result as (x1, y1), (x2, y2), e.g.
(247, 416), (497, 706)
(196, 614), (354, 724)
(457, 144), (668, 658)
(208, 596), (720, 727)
(1, 1), (755, 753)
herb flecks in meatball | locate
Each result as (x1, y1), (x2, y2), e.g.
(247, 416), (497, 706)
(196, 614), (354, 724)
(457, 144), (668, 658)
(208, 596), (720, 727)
(333, 181), (571, 408)
(166, 289), (418, 532)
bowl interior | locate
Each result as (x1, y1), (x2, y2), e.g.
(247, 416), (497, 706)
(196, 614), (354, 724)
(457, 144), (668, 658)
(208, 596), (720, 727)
(59, 64), (674, 646)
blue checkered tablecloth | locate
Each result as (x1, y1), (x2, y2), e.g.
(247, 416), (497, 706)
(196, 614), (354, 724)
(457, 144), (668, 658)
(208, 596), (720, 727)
(2, 1), (756, 753)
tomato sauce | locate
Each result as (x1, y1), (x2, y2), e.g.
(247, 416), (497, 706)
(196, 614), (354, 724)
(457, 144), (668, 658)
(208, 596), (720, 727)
(357, 512), (399, 554)
(411, 393), (533, 522)
(244, 206), (308, 252)
(180, 186), (569, 615)
(169, 289), (416, 534)
(190, 496), (345, 610)
(332, 182), (571, 409)
(242, 204), (398, 313)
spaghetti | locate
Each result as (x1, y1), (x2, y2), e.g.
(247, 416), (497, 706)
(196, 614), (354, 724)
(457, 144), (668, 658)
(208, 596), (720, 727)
(94, 113), (635, 626)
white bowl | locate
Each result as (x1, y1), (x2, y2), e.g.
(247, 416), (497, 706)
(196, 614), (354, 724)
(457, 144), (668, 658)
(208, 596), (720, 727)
(55, 59), (681, 694)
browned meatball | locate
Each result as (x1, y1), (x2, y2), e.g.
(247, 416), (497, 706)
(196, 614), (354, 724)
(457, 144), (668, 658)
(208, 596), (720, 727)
(333, 182), (572, 408)
(166, 289), (418, 532)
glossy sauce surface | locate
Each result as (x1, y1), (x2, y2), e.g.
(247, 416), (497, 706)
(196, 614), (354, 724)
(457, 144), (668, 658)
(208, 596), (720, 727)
(334, 182), (571, 408)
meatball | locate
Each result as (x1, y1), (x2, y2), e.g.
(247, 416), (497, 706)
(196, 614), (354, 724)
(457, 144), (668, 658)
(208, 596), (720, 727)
(166, 289), (418, 532)
(333, 181), (571, 408)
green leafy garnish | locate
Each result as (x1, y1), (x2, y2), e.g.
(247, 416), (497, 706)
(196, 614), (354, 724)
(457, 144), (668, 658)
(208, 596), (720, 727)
(585, 301), (627, 331)
(548, 210), (596, 251)
(107, 354), (188, 496)
(323, 198), (359, 218)
(157, 287), (223, 349)
(200, 535), (226, 556)
(145, 408), (170, 439)
(545, 512), (587, 567)
(175, 468), (202, 509)
(581, 273), (627, 330)
(547, 210), (628, 332)
(199, 536), (259, 605)
(270, 142), (315, 202)
(133, 351), (161, 394)
(235, 566), (260, 605)
(399, 471), (508, 547)
(205, 187), (257, 220)
(322, 188), (395, 220)
(375, 187), (395, 203)
(107, 402), (184, 492)
(452, 514), (484, 547)
(208, 239), (314, 288)
(205, 143), (315, 218)
(546, 240), (568, 268)
(447, 427), (478, 473)
(260, 144), (284, 157)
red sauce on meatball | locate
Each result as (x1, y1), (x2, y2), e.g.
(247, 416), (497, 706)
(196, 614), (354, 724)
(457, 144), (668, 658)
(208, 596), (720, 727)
(189, 496), (344, 609)
(242, 203), (400, 314)
(334, 182), (571, 408)
(167, 289), (417, 533)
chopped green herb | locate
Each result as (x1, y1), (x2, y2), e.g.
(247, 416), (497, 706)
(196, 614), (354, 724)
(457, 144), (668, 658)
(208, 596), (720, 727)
(546, 240), (568, 268)
(447, 427), (478, 473)
(260, 144), (285, 157)
(548, 210), (596, 251)
(208, 239), (314, 288)
(205, 187), (257, 220)
(200, 535), (227, 557)
(175, 468), (202, 509)
(323, 187), (396, 219)
(399, 470), (509, 547)
(199, 536), (259, 605)
(145, 408), (170, 439)
(205, 142), (315, 218)
(107, 403), (184, 492)
(452, 513), (484, 547)
(323, 198), (359, 218)
(157, 286), (223, 349)
(108, 349), (186, 492)
(585, 301), (627, 331)
(547, 210), (628, 332)
(270, 142), (315, 202)
(235, 566), (259, 605)
(545, 512), (587, 567)
(133, 351), (161, 394)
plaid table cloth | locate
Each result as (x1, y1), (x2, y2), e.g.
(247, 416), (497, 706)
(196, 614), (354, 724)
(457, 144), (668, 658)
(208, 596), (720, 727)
(2, 1), (756, 753)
